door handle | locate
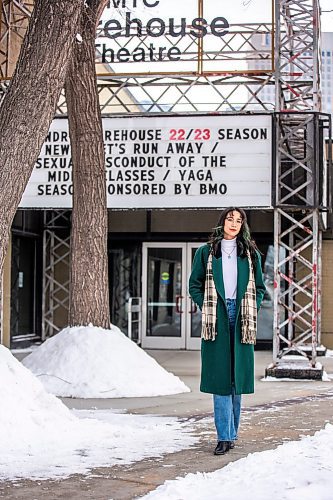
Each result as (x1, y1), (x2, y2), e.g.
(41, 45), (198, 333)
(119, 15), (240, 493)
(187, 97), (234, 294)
(176, 295), (184, 314)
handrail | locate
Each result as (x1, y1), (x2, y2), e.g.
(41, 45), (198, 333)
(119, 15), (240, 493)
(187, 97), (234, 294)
(127, 297), (142, 344)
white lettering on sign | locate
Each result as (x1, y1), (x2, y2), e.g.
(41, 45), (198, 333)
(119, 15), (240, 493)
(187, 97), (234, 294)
(20, 114), (272, 209)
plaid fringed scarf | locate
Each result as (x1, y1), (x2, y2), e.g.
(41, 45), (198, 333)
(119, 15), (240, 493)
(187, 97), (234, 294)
(201, 248), (257, 344)
(201, 248), (218, 341)
(240, 251), (257, 344)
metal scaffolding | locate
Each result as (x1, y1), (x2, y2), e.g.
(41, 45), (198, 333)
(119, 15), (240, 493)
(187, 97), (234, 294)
(270, 0), (331, 378)
(42, 211), (70, 340)
(0, 0), (33, 81)
(0, 0), (331, 365)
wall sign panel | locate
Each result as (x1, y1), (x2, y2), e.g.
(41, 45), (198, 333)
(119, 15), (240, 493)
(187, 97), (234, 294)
(20, 114), (273, 209)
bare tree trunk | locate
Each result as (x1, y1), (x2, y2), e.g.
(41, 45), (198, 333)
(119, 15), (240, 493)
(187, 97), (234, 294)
(65, 0), (110, 328)
(0, 0), (84, 274)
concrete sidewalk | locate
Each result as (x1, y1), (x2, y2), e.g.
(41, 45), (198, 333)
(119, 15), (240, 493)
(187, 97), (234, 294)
(2, 351), (333, 500)
(62, 350), (333, 415)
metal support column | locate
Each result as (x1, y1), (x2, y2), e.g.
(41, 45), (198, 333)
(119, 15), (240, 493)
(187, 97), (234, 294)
(42, 211), (70, 339)
(267, 0), (330, 379)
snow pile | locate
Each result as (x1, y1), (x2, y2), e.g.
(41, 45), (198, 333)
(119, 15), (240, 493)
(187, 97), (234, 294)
(141, 424), (333, 500)
(0, 344), (75, 447)
(22, 325), (190, 398)
(261, 376), (325, 382)
(0, 345), (196, 480)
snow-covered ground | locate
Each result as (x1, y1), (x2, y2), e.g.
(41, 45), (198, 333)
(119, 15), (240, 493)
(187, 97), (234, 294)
(141, 424), (333, 500)
(4, 328), (333, 488)
(0, 344), (196, 480)
(22, 325), (190, 398)
(262, 374), (333, 382)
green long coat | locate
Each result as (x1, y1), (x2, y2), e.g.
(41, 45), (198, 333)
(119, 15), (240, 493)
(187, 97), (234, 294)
(189, 243), (266, 396)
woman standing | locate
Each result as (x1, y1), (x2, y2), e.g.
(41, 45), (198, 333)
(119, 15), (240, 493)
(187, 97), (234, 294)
(189, 207), (266, 456)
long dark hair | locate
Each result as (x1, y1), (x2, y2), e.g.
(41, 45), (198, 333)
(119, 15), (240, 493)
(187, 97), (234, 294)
(208, 207), (259, 263)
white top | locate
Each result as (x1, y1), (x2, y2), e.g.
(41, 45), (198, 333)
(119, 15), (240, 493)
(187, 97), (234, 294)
(221, 238), (238, 299)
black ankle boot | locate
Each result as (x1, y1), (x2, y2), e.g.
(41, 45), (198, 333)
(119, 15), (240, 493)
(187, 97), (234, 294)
(214, 441), (230, 455)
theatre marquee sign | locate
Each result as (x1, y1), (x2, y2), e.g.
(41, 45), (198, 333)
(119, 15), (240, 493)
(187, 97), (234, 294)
(20, 114), (273, 209)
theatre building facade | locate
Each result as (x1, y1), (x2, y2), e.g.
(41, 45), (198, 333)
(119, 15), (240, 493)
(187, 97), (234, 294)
(2, 0), (333, 368)
(2, 113), (280, 350)
(2, 111), (333, 352)
(6, 207), (275, 351)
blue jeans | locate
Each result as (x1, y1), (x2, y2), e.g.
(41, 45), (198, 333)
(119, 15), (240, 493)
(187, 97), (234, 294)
(213, 298), (242, 441)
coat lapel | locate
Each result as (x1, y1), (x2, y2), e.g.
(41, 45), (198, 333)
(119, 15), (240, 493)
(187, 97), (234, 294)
(212, 255), (226, 302)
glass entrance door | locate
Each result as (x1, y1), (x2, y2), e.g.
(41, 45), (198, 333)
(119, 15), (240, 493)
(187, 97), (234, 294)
(142, 242), (201, 349)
